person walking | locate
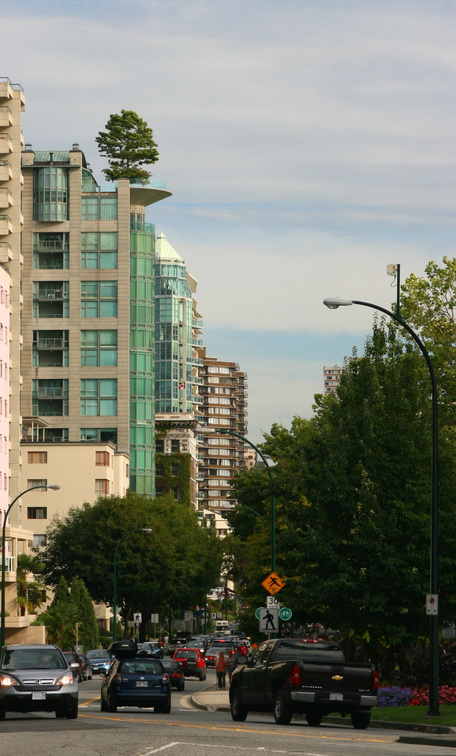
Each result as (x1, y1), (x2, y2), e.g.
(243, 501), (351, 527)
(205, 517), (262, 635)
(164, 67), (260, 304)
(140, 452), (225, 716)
(215, 650), (227, 690)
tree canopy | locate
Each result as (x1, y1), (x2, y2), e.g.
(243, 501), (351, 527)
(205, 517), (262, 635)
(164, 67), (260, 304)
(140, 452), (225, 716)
(226, 307), (456, 669)
(96, 109), (159, 184)
(39, 493), (223, 637)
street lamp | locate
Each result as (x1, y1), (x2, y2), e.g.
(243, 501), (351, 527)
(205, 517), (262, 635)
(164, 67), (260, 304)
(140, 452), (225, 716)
(113, 528), (152, 642)
(202, 428), (276, 573)
(324, 296), (439, 717)
(1, 484), (60, 646)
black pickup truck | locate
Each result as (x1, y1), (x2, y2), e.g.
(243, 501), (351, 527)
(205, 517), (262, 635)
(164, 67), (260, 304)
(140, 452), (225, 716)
(229, 638), (378, 729)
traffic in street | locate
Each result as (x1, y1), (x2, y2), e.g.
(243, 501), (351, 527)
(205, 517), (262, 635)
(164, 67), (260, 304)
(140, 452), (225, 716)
(0, 669), (453, 756)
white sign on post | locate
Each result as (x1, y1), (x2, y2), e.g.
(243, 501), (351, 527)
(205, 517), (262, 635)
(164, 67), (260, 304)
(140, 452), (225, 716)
(150, 613), (159, 623)
(133, 612), (142, 623)
(259, 607), (278, 633)
(266, 596), (280, 609)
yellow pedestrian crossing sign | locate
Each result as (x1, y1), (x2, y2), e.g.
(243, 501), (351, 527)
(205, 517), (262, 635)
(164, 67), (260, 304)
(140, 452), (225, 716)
(262, 571), (285, 595)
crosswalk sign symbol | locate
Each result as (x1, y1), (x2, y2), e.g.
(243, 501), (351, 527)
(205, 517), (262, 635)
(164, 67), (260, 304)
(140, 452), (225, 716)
(261, 571), (285, 595)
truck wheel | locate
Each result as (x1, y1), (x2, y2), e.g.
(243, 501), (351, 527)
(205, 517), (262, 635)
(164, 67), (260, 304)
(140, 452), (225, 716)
(351, 711), (371, 729)
(107, 692), (117, 713)
(230, 689), (248, 721)
(273, 690), (293, 725)
(306, 710), (322, 727)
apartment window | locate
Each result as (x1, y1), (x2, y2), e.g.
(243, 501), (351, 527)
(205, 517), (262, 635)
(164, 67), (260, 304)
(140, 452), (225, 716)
(81, 330), (118, 366)
(95, 451), (110, 466)
(171, 440), (180, 453)
(80, 428), (118, 444)
(81, 232), (118, 269)
(27, 452), (48, 464)
(172, 487), (182, 501)
(95, 479), (110, 495)
(82, 196), (117, 220)
(33, 534), (47, 548)
(81, 282), (118, 318)
(27, 507), (48, 520)
(171, 464), (180, 476)
(80, 379), (117, 416)
(156, 439), (165, 453)
(27, 479), (47, 490)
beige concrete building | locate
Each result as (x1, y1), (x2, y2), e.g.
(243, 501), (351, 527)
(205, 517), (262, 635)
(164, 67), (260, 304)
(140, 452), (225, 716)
(198, 352), (248, 514)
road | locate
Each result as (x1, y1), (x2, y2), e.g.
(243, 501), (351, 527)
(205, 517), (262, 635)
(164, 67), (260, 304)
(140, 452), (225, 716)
(0, 669), (452, 755)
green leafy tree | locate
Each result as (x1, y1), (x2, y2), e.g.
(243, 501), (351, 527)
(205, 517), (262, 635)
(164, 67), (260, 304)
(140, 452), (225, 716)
(70, 577), (99, 651)
(38, 600), (79, 649)
(16, 554), (48, 616)
(96, 110), (159, 184)
(40, 493), (223, 640)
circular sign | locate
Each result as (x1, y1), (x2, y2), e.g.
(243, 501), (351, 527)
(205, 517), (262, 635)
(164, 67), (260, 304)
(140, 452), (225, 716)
(279, 607), (292, 621)
(255, 607), (262, 620)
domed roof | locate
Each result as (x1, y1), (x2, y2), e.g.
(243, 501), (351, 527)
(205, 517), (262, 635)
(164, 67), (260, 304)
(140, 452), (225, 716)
(155, 232), (183, 262)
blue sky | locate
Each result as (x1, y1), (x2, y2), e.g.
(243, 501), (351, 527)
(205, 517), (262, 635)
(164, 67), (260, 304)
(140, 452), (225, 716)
(6, 0), (456, 443)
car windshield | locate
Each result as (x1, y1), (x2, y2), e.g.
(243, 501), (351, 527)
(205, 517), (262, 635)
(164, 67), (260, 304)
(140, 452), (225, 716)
(120, 659), (162, 674)
(87, 649), (110, 659)
(176, 650), (197, 659)
(1, 648), (66, 670)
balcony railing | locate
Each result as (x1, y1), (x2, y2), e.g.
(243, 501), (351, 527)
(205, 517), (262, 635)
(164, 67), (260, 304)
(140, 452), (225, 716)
(35, 338), (65, 349)
(0, 556), (15, 572)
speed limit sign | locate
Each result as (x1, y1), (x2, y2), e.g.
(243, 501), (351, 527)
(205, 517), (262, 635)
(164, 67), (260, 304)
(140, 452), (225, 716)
(426, 594), (438, 615)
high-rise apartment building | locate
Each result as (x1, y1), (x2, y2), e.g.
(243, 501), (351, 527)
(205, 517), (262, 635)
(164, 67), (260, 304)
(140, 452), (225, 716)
(198, 353), (248, 513)
(19, 146), (171, 531)
(323, 365), (342, 395)
(154, 233), (203, 508)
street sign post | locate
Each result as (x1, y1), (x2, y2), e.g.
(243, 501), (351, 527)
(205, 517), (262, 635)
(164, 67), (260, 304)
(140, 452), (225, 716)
(261, 572), (286, 595)
(266, 596), (280, 609)
(255, 607), (262, 620)
(259, 607), (278, 633)
(133, 612), (142, 623)
(279, 607), (292, 621)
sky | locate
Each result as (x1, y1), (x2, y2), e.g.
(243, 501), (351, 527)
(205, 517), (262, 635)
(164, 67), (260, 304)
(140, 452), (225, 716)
(5, 0), (456, 444)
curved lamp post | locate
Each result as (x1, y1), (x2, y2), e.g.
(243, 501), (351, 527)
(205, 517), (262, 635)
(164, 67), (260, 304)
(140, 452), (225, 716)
(217, 429), (276, 573)
(113, 528), (152, 642)
(1, 484), (60, 646)
(324, 297), (439, 717)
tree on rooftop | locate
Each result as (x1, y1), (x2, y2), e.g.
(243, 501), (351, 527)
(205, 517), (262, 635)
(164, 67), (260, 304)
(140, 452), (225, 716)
(96, 109), (159, 184)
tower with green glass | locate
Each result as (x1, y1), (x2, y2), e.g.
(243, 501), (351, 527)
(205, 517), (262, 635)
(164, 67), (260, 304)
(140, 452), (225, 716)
(20, 147), (171, 498)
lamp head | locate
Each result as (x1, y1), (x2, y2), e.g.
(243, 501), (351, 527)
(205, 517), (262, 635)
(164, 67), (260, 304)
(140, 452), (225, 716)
(47, 485), (60, 491)
(142, 528), (152, 533)
(323, 298), (354, 309)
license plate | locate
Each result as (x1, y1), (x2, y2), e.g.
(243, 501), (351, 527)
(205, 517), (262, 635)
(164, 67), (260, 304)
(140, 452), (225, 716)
(136, 681), (148, 688)
(329, 692), (343, 701)
(32, 691), (46, 700)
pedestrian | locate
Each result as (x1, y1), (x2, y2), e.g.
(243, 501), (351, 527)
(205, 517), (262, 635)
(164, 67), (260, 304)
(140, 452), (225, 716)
(215, 650), (227, 690)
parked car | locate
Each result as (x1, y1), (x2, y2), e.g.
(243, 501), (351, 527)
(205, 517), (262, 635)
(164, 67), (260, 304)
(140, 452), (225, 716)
(161, 659), (185, 691)
(172, 648), (207, 680)
(62, 651), (84, 682)
(101, 641), (171, 713)
(86, 648), (113, 675)
(138, 642), (163, 659)
(79, 654), (93, 681)
(0, 643), (78, 720)
(205, 640), (236, 667)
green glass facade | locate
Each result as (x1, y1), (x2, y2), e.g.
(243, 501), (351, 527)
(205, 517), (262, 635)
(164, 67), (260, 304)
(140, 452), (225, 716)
(130, 229), (155, 495)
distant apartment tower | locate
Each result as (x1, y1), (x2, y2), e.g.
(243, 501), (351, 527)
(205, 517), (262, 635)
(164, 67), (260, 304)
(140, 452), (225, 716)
(19, 146), (171, 534)
(0, 77), (25, 506)
(323, 365), (342, 395)
(198, 351), (248, 514)
(154, 233), (203, 508)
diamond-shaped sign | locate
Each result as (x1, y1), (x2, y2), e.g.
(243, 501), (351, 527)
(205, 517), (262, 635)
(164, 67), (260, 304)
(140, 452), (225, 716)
(261, 571), (285, 595)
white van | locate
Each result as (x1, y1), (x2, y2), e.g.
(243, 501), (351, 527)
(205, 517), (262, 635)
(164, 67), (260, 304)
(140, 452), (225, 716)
(215, 620), (230, 633)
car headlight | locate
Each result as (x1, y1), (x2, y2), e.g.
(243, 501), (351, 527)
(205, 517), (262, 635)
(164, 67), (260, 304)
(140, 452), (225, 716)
(0, 675), (18, 687)
(57, 673), (74, 686)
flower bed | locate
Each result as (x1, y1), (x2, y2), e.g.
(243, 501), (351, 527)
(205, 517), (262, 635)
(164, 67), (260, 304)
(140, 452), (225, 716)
(378, 685), (456, 707)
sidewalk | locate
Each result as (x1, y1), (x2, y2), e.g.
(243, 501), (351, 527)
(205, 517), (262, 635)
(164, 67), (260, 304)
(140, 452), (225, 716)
(190, 687), (456, 748)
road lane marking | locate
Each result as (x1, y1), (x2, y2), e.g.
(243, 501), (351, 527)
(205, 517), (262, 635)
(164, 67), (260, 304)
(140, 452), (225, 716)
(79, 713), (394, 743)
(80, 696), (101, 706)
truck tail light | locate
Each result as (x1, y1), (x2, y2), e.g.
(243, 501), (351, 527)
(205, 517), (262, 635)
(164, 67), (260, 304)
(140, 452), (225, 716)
(372, 669), (379, 691)
(114, 673), (122, 683)
(289, 664), (302, 685)
(162, 673), (169, 684)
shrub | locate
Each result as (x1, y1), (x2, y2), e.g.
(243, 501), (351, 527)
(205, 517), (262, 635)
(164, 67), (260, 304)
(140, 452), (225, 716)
(378, 686), (412, 707)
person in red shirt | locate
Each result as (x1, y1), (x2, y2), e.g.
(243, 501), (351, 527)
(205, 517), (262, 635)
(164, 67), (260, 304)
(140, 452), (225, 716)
(215, 651), (227, 690)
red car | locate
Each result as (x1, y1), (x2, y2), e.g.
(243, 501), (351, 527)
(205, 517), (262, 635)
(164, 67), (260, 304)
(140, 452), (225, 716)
(172, 647), (207, 680)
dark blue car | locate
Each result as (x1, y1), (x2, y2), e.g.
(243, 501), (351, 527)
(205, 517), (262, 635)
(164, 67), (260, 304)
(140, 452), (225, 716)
(100, 656), (171, 713)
